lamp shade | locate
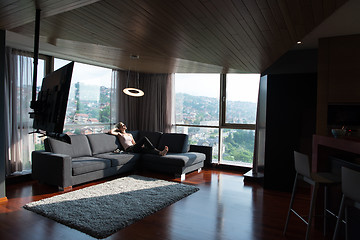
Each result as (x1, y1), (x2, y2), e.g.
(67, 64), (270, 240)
(123, 68), (144, 97)
(123, 87), (144, 97)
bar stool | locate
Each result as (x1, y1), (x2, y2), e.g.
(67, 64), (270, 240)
(283, 151), (341, 240)
(333, 167), (360, 240)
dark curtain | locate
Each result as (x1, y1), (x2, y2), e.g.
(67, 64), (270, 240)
(115, 70), (140, 130)
(115, 70), (174, 133)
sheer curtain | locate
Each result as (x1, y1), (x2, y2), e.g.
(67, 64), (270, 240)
(110, 70), (119, 126)
(114, 70), (174, 132)
(4, 48), (35, 175)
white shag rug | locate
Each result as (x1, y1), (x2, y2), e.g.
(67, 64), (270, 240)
(24, 175), (199, 239)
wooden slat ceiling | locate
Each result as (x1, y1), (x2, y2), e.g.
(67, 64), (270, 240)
(1, 0), (348, 73)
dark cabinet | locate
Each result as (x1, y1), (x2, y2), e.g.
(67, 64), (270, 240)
(263, 73), (317, 191)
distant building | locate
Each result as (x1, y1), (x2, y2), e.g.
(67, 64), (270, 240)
(75, 82), (80, 112)
(74, 113), (89, 123)
(88, 118), (99, 124)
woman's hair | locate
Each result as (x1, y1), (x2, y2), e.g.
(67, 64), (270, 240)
(114, 122), (124, 129)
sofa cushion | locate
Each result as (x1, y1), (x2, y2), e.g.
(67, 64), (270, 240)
(158, 133), (189, 153)
(72, 157), (112, 176)
(86, 133), (121, 154)
(94, 152), (141, 167)
(141, 152), (205, 167)
(45, 135), (92, 158)
(138, 131), (162, 147)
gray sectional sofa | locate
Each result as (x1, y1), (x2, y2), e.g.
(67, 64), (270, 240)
(32, 131), (212, 190)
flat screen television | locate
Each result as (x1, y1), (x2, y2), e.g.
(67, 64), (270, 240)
(32, 62), (74, 134)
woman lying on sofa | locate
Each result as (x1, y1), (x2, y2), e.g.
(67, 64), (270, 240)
(109, 122), (168, 156)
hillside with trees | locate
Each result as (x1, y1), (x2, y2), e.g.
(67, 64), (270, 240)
(176, 93), (257, 164)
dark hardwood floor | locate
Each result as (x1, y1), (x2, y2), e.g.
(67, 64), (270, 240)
(0, 169), (339, 240)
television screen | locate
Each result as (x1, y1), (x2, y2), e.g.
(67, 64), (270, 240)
(32, 62), (74, 133)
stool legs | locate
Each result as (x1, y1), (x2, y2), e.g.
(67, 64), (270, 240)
(324, 185), (329, 236)
(306, 183), (319, 240)
(333, 194), (345, 240)
(283, 174), (320, 240)
(284, 173), (298, 235)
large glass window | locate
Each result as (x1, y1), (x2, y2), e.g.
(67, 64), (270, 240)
(221, 129), (255, 167)
(33, 59), (46, 152)
(175, 126), (219, 162)
(225, 74), (259, 124)
(175, 73), (260, 167)
(175, 74), (220, 126)
(54, 59), (112, 134)
(220, 74), (259, 166)
(175, 74), (220, 162)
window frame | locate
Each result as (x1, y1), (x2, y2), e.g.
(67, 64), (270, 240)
(174, 73), (259, 167)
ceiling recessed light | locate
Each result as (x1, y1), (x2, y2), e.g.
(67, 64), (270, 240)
(297, 41), (302, 45)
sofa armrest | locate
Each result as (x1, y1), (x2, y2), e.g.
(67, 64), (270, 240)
(32, 151), (73, 189)
(189, 145), (212, 168)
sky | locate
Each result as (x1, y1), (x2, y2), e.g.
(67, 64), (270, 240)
(175, 73), (260, 103)
(54, 59), (112, 88)
(38, 59), (260, 103)
(36, 59), (45, 86)
(37, 58), (112, 88)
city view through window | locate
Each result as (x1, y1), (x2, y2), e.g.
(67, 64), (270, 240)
(31, 59), (260, 168)
(54, 59), (113, 135)
(33, 59), (113, 152)
(175, 73), (260, 167)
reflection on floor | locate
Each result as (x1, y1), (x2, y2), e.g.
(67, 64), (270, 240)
(1, 169), (336, 240)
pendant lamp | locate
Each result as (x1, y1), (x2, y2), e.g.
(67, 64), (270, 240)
(123, 55), (144, 97)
